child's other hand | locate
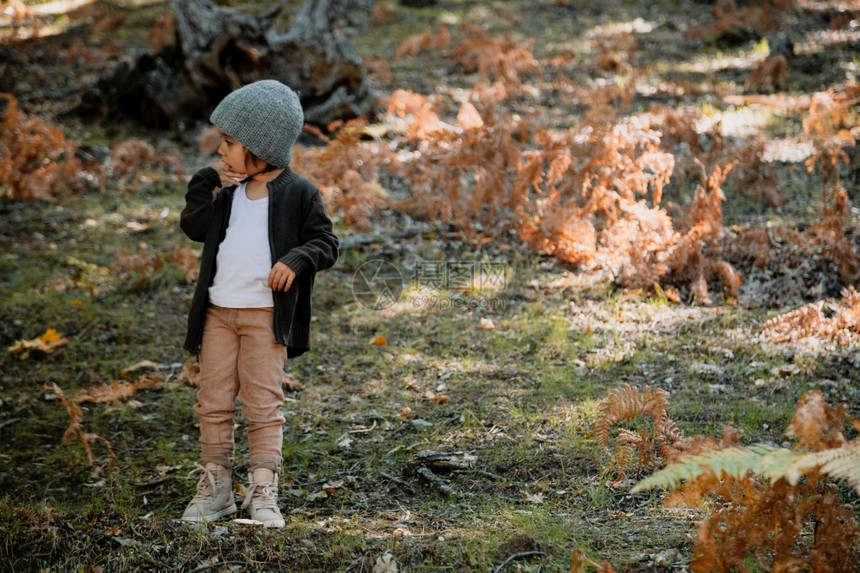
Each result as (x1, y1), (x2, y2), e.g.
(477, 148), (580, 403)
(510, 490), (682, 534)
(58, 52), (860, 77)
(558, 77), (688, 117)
(268, 262), (296, 292)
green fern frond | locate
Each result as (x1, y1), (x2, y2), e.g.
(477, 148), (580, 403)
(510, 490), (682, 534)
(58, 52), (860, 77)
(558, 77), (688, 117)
(755, 446), (806, 481)
(786, 440), (860, 494)
(631, 444), (803, 493)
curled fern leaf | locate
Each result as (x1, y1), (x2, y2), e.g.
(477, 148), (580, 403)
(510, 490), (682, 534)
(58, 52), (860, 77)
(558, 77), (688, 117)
(631, 444), (803, 493)
(595, 383), (644, 449)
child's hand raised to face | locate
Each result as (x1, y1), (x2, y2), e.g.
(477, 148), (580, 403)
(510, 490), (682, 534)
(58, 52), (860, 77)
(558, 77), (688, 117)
(207, 160), (247, 187)
(219, 167), (248, 186)
(218, 165), (248, 187)
(268, 262), (296, 292)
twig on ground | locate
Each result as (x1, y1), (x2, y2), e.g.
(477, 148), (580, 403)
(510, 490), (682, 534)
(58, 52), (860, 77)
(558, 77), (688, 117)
(415, 466), (455, 496)
(334, 419), (379, 445)
(471, 468), (506, 481)
(494, 551), (545, 573)
(348, 420), (377, 433)
(0, 418), (21, 432)
(190, 561), (249, 573)
(380, 471), (417, 494)
(287, 478), (329, 488)
(132, 476), (170, 487)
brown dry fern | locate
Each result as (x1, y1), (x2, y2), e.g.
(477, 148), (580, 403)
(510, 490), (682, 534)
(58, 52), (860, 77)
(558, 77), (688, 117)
(0, 94), (83, 201)
(595, 383), (682, 477)
(634, 390), (860, 572)
(47, 382), (117, 469)
(763, 286), (860, 344)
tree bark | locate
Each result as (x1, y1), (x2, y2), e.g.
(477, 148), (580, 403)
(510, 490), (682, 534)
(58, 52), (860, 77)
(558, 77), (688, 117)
(271, 0), (374, 125)
(77, 0), (374, 129)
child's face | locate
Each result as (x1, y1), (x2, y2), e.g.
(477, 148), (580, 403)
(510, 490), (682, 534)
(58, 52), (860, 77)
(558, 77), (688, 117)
(217, 130), (266, 176)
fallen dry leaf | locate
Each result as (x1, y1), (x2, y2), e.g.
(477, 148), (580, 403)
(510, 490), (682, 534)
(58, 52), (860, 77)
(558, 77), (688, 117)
(7, 328), (69, 359)
(176, 358), (200, 386)
(322, 480), (344, 495)
(119, 359), (161, 378)
(423, 390), (451, 403)
(336, 435), (354, 450)
(155, 464), (181, 475)
(281, 372), (307, 392)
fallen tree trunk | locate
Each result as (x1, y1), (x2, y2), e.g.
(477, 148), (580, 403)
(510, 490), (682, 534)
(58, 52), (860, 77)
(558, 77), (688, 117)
(77, 0), (375, 129)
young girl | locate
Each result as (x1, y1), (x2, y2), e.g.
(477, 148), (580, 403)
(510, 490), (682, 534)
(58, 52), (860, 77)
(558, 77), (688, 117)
(179, 80), (338, 528)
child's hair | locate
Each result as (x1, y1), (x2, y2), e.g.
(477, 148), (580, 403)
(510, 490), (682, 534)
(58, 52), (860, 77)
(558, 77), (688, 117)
(243, 147), (279, 175)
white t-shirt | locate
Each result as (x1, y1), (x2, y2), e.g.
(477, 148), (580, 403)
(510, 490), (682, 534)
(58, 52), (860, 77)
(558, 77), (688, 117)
(208, 184), (274, 308)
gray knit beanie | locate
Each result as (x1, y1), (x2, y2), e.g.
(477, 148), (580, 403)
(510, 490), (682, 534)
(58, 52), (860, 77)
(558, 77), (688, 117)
(210, 80), (304, 168)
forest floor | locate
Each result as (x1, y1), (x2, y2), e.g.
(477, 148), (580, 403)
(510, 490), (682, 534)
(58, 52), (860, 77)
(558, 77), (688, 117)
(1, 0), (859, 571)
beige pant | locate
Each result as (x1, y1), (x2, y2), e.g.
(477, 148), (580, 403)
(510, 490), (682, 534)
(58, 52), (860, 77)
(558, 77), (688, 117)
(196, 305), (286, 473)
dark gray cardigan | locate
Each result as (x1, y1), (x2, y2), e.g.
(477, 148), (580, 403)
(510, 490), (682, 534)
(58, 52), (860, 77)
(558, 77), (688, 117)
(180, 167), (338, 358)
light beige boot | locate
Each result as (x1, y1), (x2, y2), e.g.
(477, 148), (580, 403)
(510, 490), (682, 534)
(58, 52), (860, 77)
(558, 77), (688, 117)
(181, 463), (237, 522)
(242, 468), (285, 528)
